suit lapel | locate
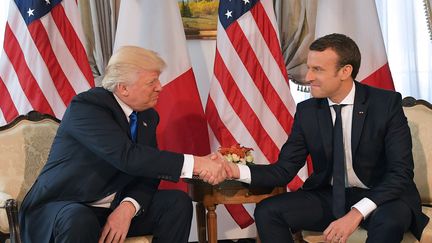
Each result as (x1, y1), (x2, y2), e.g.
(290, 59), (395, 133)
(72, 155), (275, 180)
(351, 82), (368, 158)
(317, 99), (334, 166)
(137, 112), (147, 144)
(137, 109), (156, 145)
(105, 91), (132, 138)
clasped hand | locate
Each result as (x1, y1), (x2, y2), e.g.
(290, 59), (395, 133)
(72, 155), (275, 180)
(193, 152), (236, 185)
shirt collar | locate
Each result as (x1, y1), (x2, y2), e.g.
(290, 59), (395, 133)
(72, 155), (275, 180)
(327, 83), (356, 106)
(113, 93), (134, 122)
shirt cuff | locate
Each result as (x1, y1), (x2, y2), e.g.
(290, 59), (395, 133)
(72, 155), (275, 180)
(121, 197), (141, 216)
(352, 197), (377, 219)
(237, 164), (252, 184)
(180, 154), (194, 178)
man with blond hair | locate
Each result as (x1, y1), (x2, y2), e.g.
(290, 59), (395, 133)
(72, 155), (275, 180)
(20, 46), (226, 243)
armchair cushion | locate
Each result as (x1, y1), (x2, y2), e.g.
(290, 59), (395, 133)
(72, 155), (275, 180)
(0, 192), (12, 233)
(419, 207), (432, 242)
(124, 235), (153, 243)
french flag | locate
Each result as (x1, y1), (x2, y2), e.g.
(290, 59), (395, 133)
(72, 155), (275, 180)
(114, 0), (210, 191)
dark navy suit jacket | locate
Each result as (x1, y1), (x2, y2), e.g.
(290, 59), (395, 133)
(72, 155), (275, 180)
(19, 87), (184, 242)
(249, 81), (429, 239)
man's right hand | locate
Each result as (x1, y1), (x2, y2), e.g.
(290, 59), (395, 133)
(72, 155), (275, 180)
(225, 161), (240, 179)
(193, 154), (227, 185)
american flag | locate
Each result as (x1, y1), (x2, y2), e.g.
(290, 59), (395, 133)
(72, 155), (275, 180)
(0, 0), (94, 125)
(205, 0), (309, 228)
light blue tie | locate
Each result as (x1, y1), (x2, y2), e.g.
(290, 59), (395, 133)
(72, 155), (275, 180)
(129, 111), (138, 143)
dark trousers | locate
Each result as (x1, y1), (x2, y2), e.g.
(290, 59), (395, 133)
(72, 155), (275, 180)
(51, 190), (193, 243)
(254, 187), (413, 243)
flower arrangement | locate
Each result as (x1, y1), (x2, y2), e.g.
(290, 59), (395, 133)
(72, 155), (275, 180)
(218, 144), (254, 165)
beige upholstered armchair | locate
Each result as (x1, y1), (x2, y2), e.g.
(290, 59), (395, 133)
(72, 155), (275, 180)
(0, 111), (152, 243)
(302, 97), (432, 243)
(0, 111), (58, 243)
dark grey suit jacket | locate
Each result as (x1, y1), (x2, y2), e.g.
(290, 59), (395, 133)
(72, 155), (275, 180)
(249, 81), (429, 239)
(19, 87), (184, 243)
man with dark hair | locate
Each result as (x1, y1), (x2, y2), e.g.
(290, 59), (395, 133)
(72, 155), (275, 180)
(309, 33), (362, 79)
(225, 33), (429, 242)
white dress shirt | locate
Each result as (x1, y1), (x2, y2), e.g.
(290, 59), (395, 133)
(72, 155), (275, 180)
(89, 94), (194, 215)
(237, 84), (377, 218)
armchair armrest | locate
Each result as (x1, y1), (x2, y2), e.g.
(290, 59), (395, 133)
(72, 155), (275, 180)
(5, 199), (21, 243)
(0, 192), (12, 233)
(0, 191), (21, 243)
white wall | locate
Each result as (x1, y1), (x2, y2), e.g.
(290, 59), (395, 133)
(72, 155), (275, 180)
(187, 40), (216, 107)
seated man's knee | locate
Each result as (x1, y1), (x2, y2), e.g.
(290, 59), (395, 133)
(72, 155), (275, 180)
(367, 201), (412, 234)
(163, 190), (193, 218)
(254, 197), (277, 224)
(173, 190), (192, 209)
(369, 212), (408, 233)
(54, 204), (100, 240)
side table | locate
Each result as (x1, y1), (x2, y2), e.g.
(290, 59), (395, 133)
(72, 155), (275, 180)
(186, 179), (285, 243)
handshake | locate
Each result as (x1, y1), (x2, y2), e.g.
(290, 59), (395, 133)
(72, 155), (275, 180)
(193, 153), (240, 185)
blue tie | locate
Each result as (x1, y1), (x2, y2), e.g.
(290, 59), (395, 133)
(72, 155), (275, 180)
(332, 105), (346, 218)
(129, 111), (138, 143)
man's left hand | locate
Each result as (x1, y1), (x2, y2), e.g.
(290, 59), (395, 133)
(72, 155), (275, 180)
(323, 208), (363, 243)
(99, 201), (136, 243)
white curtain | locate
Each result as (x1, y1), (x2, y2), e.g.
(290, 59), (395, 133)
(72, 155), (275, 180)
(376, 0), (432, 102)
(78, 0), (120, 86)
(273, 0), (317, 103)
